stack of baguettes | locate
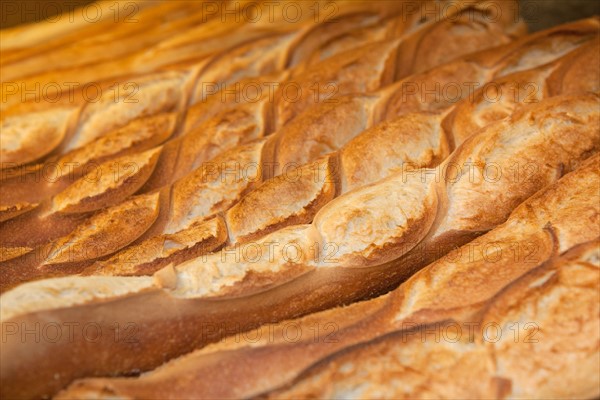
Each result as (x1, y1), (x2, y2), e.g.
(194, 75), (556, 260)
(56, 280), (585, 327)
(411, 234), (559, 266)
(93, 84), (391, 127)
(0, 0), (599, 398)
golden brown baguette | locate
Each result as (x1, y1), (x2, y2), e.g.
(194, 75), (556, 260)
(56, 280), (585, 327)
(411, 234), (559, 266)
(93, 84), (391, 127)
(1, 18), (593, 265)
(263, 242), (600, 399)
(0, 0), (521, 210)
(446, 35), (600, 146)
(1, 1), (523, 173)
(1, 1), (153, 54)
(0, 1), (211, 79)
(53, 155), (600, 399)
(2, 29), (597, 290)
(0, 5), (439, 228)
(4, 4), (598, 400)
(2, 1), (435, 110)
(0, 6), (533, 287)
(212, 39), (600, 245)
(1, 95), (598, 398)
(5, 0), (518, 114)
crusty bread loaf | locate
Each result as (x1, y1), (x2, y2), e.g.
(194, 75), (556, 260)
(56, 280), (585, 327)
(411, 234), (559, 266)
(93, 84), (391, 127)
(2, 3), (599, 399)
(2, 19), (596, 293)
(54, 154), (600, 399)
(263, 243), (600, 400)
(0, 1), (523, 182)
(11, 46), (600, 290)
(0, 5), (540, 290)
(0, 1), (252, 80)
(2, 0), (446, 110)
(2, 94), (598, 399)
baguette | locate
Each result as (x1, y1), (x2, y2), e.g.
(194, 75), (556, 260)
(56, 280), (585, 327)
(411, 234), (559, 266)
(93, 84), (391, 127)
(55, 154), (600, 399)
(1, 0), (428, 110)
(2, 94), (598, 398)
(1, 19), (594, 270)
(1, 1), (523, 173)
(4, 0), (518, 113)
(3, 6), (598, 398)
(2, 27), (597, 290)
(0, 6), (534, 287)
(1, 1), (209, 79)
(264, 242), (600, 399)
(0, 2), (518, 192)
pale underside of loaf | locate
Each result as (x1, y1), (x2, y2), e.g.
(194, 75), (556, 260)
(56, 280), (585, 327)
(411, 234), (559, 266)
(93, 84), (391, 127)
(0, 1), (599, 399)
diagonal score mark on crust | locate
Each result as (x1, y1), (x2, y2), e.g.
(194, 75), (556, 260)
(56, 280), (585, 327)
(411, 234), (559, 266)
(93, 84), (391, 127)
(43, 192), (161, 265)
(50, 147), (162, 214)
(0, 107), (77, 166)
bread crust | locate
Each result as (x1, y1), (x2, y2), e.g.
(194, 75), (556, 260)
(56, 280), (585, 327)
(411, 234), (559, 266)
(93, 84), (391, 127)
(3, 99), (598, 398)
(0, 3), (537, 289)
(53, 156), (600, 400)
(3, 4), (600, 398)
